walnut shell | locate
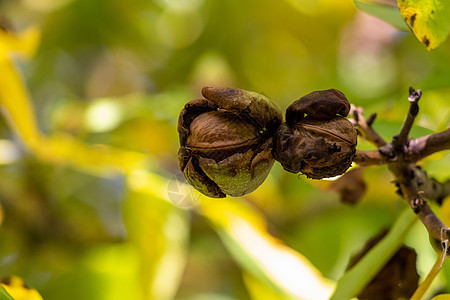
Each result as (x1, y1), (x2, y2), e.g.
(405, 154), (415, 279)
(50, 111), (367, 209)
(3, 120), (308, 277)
(274, 88), (357, 179)
(178, 87), (282, 198)
(274, 117), (357, 179)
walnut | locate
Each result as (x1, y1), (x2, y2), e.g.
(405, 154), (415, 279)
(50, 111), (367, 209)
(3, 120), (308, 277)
(273, 89), (357, 179)
(178, 87), (282, 197)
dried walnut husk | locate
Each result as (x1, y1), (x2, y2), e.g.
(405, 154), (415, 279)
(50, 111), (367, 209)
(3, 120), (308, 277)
(178, 87), (282, 198)
(273, 89), (357, 179)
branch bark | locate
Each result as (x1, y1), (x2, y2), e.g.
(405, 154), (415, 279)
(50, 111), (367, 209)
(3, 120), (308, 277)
(350, 105), (387, 147)
(389, 163), (450, 242)
(354, 129), (450, 166)
(352, 88), (450, 247)
(392, 87), (422, 151)
(407, 129), (450, 162)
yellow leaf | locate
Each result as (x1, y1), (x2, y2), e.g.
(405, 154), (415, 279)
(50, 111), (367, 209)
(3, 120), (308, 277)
(0, 28), (150, 176)
(0, 61), (149, 175)
(412, 242), (447, 300)
(0, 276), (42, 300)
(243, 271), (293, 300)
(0, 26), (43, 154)
(0, 26), (40, 60)
(398, 0), (450, 50)
(33, 134), (148, 176)
(199, 197), (334, 300)
(0, 25), (154, 176)
(432, 294), (450, 300)
(0, 59), (42, 149)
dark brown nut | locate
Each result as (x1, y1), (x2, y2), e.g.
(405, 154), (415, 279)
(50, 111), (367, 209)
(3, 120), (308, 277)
(178, 87), (282, 198)
(285, 89), (350, 125)
(273, 89), (357, 179)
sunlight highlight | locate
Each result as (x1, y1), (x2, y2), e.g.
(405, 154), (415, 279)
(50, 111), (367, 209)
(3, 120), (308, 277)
(85, 99), (122, 133)
(230, 218), (334, 300)
(0, 140), (20, 164)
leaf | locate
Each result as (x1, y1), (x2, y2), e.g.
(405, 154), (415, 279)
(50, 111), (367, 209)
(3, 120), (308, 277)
(354, 0), (410, 31)
(0, 58), (42, 149)
(432, 294), (450, 300)
(330, 207), (417, 300)
(0, 29), (148, 176)
(34, 134), (148, 176)
(81, 245), (143, 300)
(411, 252), (446, 299)
(199, 197), (334, 300)
(43, 244), (143, 300)
(348, 231), (419, 299)
(0, 26), (42, 150)
(0, 284), (13, 300)
(124, 171), (190, 300)
(0, 276), (42, 300)
(411, 239), (449, 300)
(243, 271), (292, 300)
(397, 0), (450, 50)
(0, 25), (41, 60)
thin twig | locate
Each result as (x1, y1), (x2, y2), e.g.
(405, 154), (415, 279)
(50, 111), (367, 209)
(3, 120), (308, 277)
(392, 87), (422, 151)
(350, 105), (387, 147)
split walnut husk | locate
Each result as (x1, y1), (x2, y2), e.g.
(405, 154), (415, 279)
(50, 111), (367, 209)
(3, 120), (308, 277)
(274, 117), (357, 179)
(178, 87), (282, 198)
(273, 89), (357, 179)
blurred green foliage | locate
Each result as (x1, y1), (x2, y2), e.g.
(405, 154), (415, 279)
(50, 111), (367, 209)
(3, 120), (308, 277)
(0, 0), (449, 299)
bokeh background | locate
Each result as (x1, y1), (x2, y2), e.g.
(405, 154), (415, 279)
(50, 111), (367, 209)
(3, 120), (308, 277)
(0, 0), (449, 299)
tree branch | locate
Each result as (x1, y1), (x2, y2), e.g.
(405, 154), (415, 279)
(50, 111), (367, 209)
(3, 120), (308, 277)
(354, 129), (450, 166)
(350, 105), (387, 147)
(353, 87), (450, 252)
(354, 149), (386, 165)
(394, 165), (450, 242)
(406, 129), (450, 162)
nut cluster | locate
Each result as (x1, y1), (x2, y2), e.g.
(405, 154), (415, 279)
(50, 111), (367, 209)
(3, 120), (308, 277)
(178, 87), (357, 198)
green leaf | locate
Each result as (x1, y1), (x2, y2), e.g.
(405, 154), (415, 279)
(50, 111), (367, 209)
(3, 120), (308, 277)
(0, 285), (13, 300)
(330, 207), (417, 300)
(398, 0), (450, 50)
(354, 0), (410, 31)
